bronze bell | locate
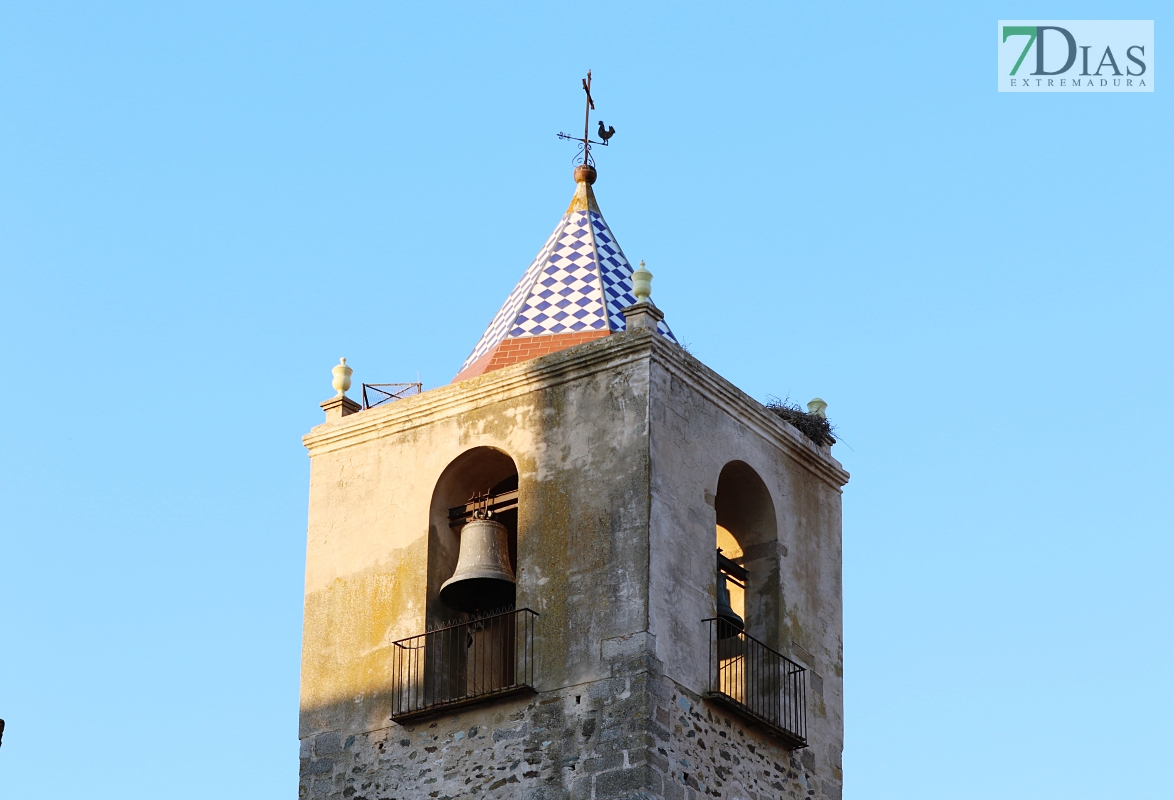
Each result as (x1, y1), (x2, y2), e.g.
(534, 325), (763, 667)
(715, 571), (745, 639)
(439, 517), (516, 613)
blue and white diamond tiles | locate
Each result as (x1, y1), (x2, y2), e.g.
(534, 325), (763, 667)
(508, 211), (608, 338)
(459, 193), (677, 371)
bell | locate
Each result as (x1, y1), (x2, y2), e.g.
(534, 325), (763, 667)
(715, 572), (745, 639)
(439, 517), (516, 613)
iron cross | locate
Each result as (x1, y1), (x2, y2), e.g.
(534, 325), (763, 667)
(581, 70), (595, 143)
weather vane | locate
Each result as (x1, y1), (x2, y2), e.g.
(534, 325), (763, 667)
(557, 70), (614, 167)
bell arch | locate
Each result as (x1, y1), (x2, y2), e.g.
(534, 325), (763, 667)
(714, 460), (780, 648)
(427, 446), (519, 627)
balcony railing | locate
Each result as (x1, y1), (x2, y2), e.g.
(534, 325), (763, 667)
(361, 382), (422, 410)
(704, 618), (808, 749)
(390, 607), (537, 721)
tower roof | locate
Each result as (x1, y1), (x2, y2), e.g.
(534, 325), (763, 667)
(454, 171), (677, 382)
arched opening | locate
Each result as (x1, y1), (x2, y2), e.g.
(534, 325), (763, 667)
(715, 460), (780, 645)
(420, 447), (521, 706)
(711, 461), (783, 718)
(428, 446), (520, 623)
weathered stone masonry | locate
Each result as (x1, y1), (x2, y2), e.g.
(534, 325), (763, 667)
(300, 332), (848, 800)
(301, 657), (837, 800)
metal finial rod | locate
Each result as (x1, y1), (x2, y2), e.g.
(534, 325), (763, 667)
(557, 70), (613, 167)
(582, 70), (594, 146)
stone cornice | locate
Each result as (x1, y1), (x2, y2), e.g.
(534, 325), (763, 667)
(301, 332), (850, 491)
(645, 335), (850, 491)
(302, 333), (657, 457)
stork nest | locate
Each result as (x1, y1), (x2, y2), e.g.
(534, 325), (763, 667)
(765, 396), (836, 446)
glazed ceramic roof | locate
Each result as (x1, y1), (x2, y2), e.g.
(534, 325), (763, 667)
(457, 179), (677, 374)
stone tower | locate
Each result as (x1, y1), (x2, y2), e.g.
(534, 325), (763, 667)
(299, 164), (850, 800)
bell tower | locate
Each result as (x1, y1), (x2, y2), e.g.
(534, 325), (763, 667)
(299, 95), (849, 800)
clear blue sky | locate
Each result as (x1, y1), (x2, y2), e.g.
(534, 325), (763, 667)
(2, 3), (1170, 798)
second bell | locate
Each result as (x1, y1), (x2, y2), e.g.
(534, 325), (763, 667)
(716, 571), (745, 639)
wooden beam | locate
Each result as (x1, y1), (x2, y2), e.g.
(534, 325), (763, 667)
(448, 489), (519, 526)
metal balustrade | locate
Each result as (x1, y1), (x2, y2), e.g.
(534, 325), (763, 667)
(361, 382), (422, 410)
(704, 618), (808, 749)
(390, 608), (537, 721)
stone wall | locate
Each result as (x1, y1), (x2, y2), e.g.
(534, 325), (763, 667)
(300, 334), (656, 738)
(300, 668), (839, 800)
(300, 681), (835, 798)
(646, 346), (847, 779)
(299, 332), (848, 800)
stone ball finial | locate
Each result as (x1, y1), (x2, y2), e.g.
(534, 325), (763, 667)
(573, 164), (597, 185)
(332, 357), (353, 398)
(632, 260), (653, 305)
(807, 398), (827, 419)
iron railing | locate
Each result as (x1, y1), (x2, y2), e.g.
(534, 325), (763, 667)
(361, 382), (423, 410)
(704, 618), (807, 749)
(390, 607), (537, 721)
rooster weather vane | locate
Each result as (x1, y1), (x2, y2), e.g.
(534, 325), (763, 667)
(557, 70), (614, 167)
